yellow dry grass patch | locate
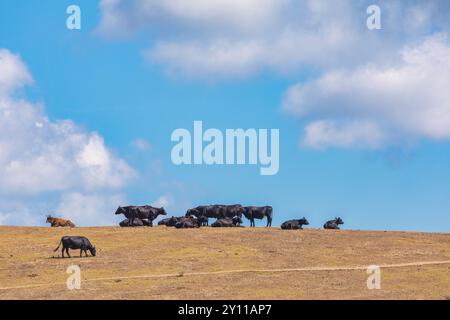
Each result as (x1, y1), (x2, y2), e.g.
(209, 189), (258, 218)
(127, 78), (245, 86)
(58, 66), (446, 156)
(0, 226), (449, 299)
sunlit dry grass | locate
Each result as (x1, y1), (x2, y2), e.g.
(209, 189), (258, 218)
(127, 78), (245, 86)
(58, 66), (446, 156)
(0, 226), (449, 299)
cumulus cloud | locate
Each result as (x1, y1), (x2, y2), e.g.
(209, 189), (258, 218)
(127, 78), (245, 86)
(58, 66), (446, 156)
(56, 192), (126, 226)
(0, 49), (135, 194)
(0, 48), (136, 225)
(97, 0), (450, 79)
(0, 200), (48, 226)
(283, 34), (450, 149)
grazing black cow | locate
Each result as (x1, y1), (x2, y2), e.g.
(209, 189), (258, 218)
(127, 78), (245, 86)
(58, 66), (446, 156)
(281, 218), (309, 230)
(115, 205), (167, 226)
(243, 206), (273, 227)
(323, 217), (344, 230)
(54, 236), (96, 258)
(211, 216), (243, 227)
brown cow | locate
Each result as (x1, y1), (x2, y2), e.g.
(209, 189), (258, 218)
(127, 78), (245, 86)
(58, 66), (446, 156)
(46, 215), (76, 228)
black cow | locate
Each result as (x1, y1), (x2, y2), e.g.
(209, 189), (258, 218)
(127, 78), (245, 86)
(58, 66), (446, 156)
(216, 204), (244, 219)
(211, 216), (243, 227)
(54, 236), (96, 258)
(119, 218), (152, 227)
(185, 205), (218, 223)
(281, 218), (309, 230)
(158, 217), (175, 226)
(115, 205), (167, 226)
(324, 217), (344, 230)
(185, 204), (243, 225)
(175, 216), (201, 229)
(243, 206), (273, 227)
(158, 216), (186, 227)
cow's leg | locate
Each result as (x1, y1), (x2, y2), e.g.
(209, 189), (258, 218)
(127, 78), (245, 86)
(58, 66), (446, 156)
(66, 248), (71, 258)
(84, 249), (89, 257)
(62, 247), (65, 258)
(80, 249), (83, 258)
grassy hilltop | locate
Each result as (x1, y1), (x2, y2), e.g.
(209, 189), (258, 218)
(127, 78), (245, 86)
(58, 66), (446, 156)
(0, 226), (449, 299)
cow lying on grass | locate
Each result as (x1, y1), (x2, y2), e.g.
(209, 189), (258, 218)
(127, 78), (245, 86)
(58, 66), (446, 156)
(281, 218), (309, 230)
(174, 216), (206, 229)
(158, 216), (208, 228)
(46, 215), (75, 228)
(211, 216), (243, 227)
(54, 236), (96, 258)
(158, 217), (181, 226)
(119, 218), (152, 227)
(324, 217), (344, 230)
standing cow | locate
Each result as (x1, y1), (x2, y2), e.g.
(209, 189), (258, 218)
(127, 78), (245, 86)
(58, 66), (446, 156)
(54, 236), (96, 258)
(115, 205), (167, 226)
(243, 206), (273, 227)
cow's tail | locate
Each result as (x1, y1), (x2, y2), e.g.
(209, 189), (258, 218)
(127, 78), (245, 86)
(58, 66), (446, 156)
(54, 239), (62, 252)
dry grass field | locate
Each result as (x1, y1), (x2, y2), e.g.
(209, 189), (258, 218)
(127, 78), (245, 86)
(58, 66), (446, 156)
(0, 226), (449, 300)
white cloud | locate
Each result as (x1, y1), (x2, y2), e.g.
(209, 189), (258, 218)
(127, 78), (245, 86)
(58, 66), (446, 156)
(0, 202), (44, 226)
(151, 194), (172, 209)
(283, 34), (450, 149)
(302, 120), (386, 150)
(0, 49), (32, 94)
(56, 192), (126, 227)
(0, 48), (136, 226)
(0, 49), (135, 194)
(131, 138), (151, 151)
(97, 0), (286, 38)
(97, 0), (450, 79)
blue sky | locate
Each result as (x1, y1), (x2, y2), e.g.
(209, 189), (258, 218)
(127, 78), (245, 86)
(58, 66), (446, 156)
(0, 0), (450, 231)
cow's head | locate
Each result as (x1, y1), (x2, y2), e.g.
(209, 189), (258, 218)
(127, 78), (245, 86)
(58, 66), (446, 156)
(186, 208), (199, 217)
(89, 246), (97, 257)
(46, 215), (53, 223)
(232, 216), (243, 226)
(115, 206), (126, 215)
(159, 207), (167, 216)
(335, 217), (344, 225)
(300, 217), (309, 225)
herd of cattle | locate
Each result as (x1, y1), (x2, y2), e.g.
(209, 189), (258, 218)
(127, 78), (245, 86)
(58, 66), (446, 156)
(48, 204), (345, 258)
(47, 204), (344, 230)
(115, 204), (275, 229)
